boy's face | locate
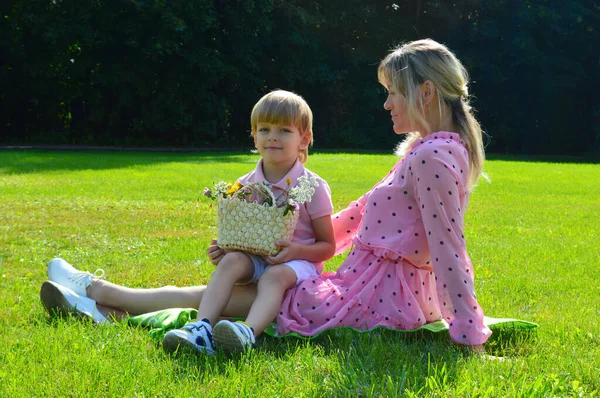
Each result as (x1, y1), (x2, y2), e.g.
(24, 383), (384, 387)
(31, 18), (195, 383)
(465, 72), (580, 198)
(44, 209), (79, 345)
(254, 122), (309, 167)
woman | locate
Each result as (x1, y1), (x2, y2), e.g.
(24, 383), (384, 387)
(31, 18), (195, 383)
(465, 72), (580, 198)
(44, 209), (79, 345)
(275, 38), (490, 351)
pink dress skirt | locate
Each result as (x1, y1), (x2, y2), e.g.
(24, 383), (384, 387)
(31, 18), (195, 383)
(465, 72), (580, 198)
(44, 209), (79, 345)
(277, 240), (443, 335)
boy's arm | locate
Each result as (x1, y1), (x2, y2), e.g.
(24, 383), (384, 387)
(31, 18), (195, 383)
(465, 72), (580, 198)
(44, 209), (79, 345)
(265, 215), (335, 265)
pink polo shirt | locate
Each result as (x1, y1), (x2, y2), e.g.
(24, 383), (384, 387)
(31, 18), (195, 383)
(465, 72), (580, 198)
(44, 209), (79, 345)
(238, 158), (333, 273)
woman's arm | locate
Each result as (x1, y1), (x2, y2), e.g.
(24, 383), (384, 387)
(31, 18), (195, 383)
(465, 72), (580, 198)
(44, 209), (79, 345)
(332, 180), (388, 255)
(413, 140), (491, 347)
(332, 162), (401, 254)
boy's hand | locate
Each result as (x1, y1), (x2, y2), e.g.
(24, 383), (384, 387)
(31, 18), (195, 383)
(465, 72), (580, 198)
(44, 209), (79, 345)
(207, 239), (225, 265)
(265, 241), (298, 265)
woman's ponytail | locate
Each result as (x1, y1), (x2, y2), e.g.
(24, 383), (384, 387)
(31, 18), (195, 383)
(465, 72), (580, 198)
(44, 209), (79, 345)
(451, 98), (486, 189)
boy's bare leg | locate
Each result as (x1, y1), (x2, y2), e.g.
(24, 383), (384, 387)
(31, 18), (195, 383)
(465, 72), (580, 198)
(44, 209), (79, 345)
(245, 265), (297, 336)
(196, 252), (255, 325)
(88, 279), (257, 317)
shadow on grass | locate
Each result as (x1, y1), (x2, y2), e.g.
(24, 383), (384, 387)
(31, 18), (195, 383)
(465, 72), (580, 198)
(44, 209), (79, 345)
(1, 148), (597, 176)
(2, 147), (598, 175)
(0, 150), (258, 175)
(482, 324), (539, 357)
(270, 327), (536, 394)
(260, 330), (464, 395)
(260, 324), (537, 357)
(486, 153), (599, 165)
(162, 326), (537, 395)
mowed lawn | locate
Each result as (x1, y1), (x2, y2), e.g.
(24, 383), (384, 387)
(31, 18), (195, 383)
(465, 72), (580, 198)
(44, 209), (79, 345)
(0, 150), (598, 397)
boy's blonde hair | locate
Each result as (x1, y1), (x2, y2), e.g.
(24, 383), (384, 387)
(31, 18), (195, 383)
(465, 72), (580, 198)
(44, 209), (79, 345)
(250, 90), (314, 164)
(377, 39), (485, 189)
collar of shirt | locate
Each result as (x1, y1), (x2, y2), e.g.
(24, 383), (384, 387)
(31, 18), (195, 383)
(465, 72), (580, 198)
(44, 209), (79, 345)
(253, 158), (305, 192)
(410, 131), (463, 150)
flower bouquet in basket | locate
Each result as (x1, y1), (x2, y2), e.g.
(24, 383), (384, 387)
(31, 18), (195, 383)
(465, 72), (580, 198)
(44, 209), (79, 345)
(204, 176), (319, 256)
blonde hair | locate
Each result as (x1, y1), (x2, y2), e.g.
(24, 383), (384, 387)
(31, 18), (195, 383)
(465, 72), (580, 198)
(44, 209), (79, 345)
(250, 90), (314, 163)
(377, 39), (485, 189)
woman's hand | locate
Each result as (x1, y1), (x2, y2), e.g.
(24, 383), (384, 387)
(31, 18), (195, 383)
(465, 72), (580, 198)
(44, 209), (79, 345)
(468, 344), (485, 353)
(466, 344), (506, 361)
(453, 342), (486, 355)
(265, 240), (299, 265)
(206, 239), (225, 265)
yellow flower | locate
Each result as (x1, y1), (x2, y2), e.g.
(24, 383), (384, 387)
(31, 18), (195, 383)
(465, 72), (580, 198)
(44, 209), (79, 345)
(227, 181), (243, 196)
(286, 178), (292, 185)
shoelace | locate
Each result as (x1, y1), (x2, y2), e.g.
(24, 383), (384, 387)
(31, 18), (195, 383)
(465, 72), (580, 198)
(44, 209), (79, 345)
(68, 269), (105, 289)
(185, 323), (214, 349)
(187, 323), (208, 333)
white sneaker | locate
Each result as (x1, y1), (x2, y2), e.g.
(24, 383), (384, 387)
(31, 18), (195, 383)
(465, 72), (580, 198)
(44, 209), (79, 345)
(213, 320), (255, 353)
(47, 258), (105, 297)
(40, 280), (109, 324)
(162, 319), (215, 355)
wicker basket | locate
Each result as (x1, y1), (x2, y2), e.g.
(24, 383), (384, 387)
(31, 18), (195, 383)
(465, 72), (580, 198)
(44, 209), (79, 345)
(216, 183), (300, 256)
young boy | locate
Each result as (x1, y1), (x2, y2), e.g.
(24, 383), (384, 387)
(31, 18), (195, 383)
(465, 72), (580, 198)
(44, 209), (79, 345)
(162, 90), (335, 354)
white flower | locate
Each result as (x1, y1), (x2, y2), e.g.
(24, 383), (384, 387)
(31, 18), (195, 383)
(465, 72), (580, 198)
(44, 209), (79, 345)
(205, 174), (320, 218)
(288, 175), (319, 205)
(213, 181), (229, 196)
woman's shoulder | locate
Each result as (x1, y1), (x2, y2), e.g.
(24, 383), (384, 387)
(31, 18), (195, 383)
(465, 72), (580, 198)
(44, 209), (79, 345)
(407, 132), (470, 188)
(409, 132), (468, 164)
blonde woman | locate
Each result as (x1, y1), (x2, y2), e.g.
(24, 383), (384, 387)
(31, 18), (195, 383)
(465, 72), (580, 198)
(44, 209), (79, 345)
(277, 39), (491, 351)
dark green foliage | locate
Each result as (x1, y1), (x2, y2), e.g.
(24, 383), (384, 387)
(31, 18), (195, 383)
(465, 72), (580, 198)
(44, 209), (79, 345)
(1, 0), (598, 155)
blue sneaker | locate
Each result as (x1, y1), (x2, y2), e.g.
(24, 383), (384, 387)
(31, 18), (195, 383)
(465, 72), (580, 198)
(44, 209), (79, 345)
(162, 319), (215, 355)
(213, 320), (255, 353)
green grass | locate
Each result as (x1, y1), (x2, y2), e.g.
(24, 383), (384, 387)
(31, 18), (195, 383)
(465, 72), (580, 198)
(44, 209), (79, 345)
(0, 150), (598, 397)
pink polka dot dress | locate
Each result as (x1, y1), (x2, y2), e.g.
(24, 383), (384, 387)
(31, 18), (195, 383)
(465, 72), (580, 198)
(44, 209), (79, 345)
(277, 132), (492, 345)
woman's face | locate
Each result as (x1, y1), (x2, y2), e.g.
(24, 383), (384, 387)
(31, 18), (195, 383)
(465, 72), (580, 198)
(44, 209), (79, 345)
(383, 86), (412, 135)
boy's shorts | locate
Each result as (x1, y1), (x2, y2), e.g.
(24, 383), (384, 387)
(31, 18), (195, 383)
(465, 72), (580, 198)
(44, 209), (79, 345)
(239, 254), (319, 286)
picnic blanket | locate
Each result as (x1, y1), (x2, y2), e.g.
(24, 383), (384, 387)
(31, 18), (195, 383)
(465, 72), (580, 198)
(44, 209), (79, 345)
(127, 307), (538, 342)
